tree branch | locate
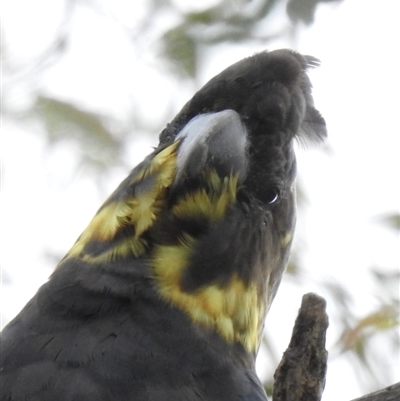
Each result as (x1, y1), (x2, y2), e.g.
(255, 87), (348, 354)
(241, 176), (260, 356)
(273, 292), (329, 401)
(271, 293), (399, 401)
(350, 382), (400, 401)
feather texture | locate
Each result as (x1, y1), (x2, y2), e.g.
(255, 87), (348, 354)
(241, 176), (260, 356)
(0, 49), (326, 401)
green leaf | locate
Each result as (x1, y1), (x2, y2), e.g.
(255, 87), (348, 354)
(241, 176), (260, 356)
(161, 25), (197, 78)
(34, 95), (125, 170)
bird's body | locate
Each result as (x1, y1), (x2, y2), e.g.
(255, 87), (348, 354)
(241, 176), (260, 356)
(0, 49), (326, 401)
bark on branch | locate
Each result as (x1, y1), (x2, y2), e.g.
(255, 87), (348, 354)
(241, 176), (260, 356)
(272, 293), (399, 401)
(273, 292), (329, 401)
(350, 382), (400, 401)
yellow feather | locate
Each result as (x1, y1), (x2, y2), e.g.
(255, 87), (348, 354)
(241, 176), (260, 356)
(64, 141), (180, 264)
(149, 170), (263, 352)
(172, 174), (238, 223)
(152, 238), (263, 353)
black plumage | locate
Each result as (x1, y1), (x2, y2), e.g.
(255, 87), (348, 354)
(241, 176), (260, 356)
(0, 49), (326, 401)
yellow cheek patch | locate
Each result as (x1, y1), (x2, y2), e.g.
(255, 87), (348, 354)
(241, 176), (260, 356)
(65, 142), (180, 263)
(152, 241), (263, 353)
(150, 172), (263, 352)
(60, 139), (263, 352)
(172, 172), (238, 223)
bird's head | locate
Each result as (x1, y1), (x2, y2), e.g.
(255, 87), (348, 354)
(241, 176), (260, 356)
(151, 49), (326, 353)
(160, 49), (326, 257)
(63, 49), (326, 355)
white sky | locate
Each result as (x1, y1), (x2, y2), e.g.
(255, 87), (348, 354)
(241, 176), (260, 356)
(1, 0), (399, 400)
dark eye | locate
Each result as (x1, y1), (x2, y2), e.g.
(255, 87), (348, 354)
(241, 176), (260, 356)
(265, 188), (280, 204)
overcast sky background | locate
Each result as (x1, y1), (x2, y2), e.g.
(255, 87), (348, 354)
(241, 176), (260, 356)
(1, 1), (399, 400)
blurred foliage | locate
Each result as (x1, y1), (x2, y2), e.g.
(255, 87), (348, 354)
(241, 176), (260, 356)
(338, 284), (399, 386)
(286, 0), (341, 24)
(3, 0), (398, 395)
(375, 213), (400, 232)
(34, 96), (130, 174)
(341, 305), (399, 351)
(160, 0), (284, 76)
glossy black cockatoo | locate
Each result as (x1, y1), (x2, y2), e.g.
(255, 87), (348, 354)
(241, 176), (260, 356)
(0, 49), (326, 401)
